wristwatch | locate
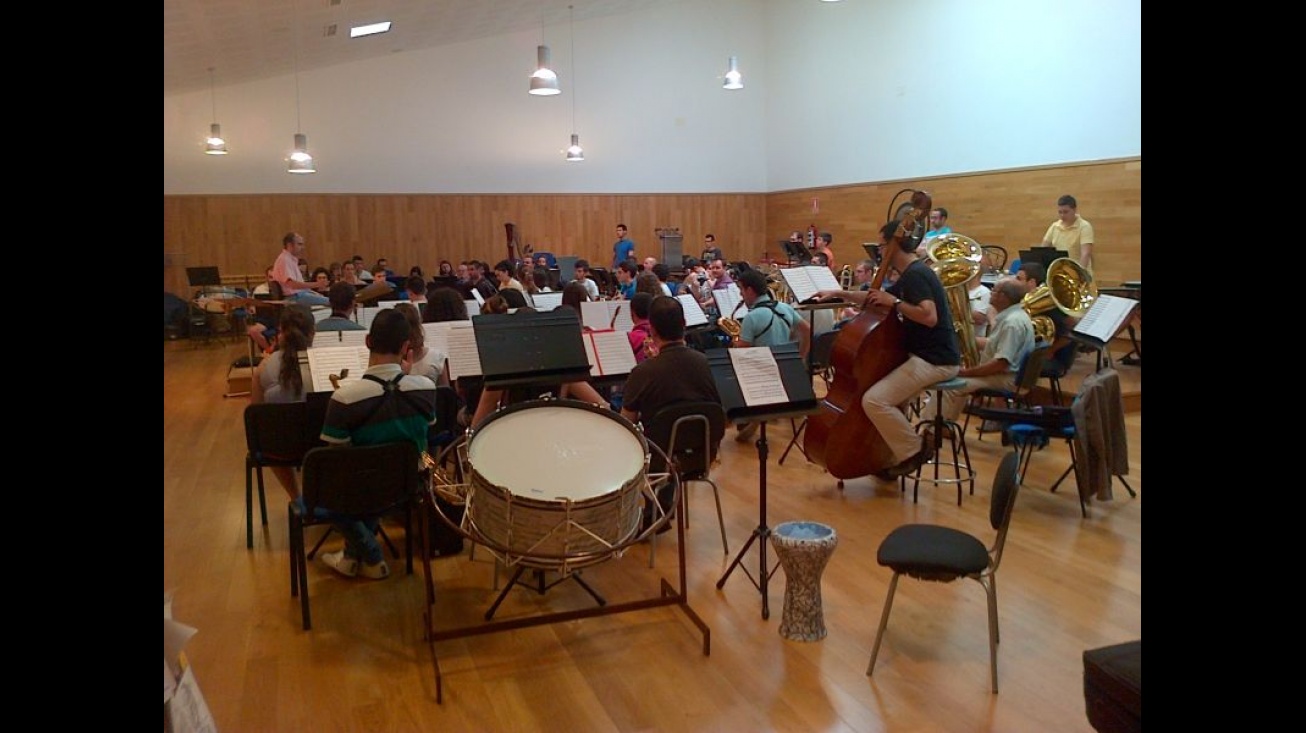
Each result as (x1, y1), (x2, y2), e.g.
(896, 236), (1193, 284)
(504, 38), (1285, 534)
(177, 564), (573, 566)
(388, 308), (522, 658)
(893, 298), (902, 307)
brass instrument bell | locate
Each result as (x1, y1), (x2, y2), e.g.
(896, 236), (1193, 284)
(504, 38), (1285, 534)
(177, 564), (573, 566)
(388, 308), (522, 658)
(926, 234), (984, 368)
(1021, 257), (1097, 344)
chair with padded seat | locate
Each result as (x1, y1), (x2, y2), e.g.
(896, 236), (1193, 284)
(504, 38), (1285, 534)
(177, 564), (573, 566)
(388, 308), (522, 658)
(961, 341), (1053, 442)
(640, 401), (729, 561)
(867, 450), (1022, 693)
(290, 441), (426, 630)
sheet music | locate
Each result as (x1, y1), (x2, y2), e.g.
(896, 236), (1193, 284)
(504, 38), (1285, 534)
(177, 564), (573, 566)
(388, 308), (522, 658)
(1074, 293), (1139, 343)
(470, 289), (485, 307)
(580, 301), (635, 331)
(712, 283), (749, 319)
(780, 265), (841, 302)
(313, 331), (342, 345)
(728, 347), (788, 406)
(532, 291), (563, 311)
(356, 306), (382, 329)
(422, 321), (460, 358)
(306, 346), (369, 393)
(312, 306), (332, 323)
(445, 322), (483, 379)
(463, 299), (480, 317)
(677, 294), (709, 326)
(376, 300), (402, 310)
(582, 329), (637, 377)
(337, 330), (368, 348)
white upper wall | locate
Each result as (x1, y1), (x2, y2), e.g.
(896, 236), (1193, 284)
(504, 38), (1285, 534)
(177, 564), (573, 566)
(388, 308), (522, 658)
(163, 0), (1140, 195)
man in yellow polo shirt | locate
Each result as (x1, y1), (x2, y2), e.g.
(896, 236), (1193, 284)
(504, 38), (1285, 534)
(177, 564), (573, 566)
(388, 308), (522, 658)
(1042, 194), (1095, 272)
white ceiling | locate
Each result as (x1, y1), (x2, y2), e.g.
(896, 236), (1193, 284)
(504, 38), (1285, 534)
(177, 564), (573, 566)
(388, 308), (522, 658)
(164, 0), (672, 97)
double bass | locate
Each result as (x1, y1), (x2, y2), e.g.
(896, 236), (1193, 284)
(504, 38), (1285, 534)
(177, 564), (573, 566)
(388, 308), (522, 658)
(803, 190), (932, 478)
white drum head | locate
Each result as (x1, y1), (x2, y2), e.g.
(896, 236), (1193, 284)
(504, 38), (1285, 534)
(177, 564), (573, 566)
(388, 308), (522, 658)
(469, 404), (645, 501)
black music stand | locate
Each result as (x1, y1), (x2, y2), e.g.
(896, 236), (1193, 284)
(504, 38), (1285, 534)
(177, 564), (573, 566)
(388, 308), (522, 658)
(781, 241), (812, 266)
(710, 342), (819, 619)
(474, 309), (592, 390)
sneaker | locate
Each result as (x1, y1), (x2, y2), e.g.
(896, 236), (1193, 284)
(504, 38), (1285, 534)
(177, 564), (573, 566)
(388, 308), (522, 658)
(321, 550), (359, 578)
(357, 559), (391, 580)
(734, 421), (761, 443)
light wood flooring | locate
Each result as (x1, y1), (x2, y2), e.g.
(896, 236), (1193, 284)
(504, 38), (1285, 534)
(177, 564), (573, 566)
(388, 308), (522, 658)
(163, 337), (1142, 732)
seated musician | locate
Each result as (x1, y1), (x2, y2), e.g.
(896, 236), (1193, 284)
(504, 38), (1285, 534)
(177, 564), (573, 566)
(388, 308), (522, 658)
(838, 258), (878, 322)
(1016, 262), (1077, 373)
(249, 304), (316, 500)
(317, 282), (366, 332)
(813, 219), (961, 479)
(317, 309), (437, 580)
(923, 277), (1034, 423)
(733, 269), (811, 442)
(615, 260), (639, 300)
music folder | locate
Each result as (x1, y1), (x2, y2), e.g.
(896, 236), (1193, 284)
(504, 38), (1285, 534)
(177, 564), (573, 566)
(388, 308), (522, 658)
(707, 342), (818, 423)
(474, 309), (592, 389)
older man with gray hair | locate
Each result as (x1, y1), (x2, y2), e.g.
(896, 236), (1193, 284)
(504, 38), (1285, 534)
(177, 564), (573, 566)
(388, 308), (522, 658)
(925, 276), (1036, 423)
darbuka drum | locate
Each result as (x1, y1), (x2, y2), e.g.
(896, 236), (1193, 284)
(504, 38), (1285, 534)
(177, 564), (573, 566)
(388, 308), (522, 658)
(465, 399), (649, 571)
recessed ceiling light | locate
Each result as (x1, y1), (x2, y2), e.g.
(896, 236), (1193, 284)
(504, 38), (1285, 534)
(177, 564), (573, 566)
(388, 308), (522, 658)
(350, 21), (392, 38)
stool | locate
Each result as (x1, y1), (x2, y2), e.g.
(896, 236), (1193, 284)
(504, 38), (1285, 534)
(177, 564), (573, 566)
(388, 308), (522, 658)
(905, 377), (975, 505)
(770, 521), (838, 642)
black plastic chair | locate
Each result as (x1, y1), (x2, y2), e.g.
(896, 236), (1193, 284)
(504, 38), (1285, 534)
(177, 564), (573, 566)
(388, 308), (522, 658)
(243, 402), (314, 549)
(641, 401), (728, 556)
(867, 450), (1022, 693)
(289, 441), (425, 630)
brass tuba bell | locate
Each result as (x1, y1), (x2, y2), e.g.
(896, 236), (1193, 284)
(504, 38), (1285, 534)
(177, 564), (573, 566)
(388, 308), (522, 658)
(926, 233), (984, 368)
(838, 264), (854, 290)
(1021, 257), (1097, 344)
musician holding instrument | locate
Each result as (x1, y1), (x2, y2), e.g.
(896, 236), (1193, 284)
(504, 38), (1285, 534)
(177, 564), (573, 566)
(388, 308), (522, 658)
(733, 269), (811, 442)
(923, 277), (1034, 424)
(812, 218), (961, 479)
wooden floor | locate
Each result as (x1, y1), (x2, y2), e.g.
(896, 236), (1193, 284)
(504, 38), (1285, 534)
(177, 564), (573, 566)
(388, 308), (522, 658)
(163, 336), (1141, 732)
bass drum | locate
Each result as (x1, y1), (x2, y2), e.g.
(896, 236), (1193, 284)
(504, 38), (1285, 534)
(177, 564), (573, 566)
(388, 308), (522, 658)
(462, 399), (650, 572)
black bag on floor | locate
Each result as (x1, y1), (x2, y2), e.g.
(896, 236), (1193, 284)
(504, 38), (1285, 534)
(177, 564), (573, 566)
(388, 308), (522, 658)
(428, 496), (466, 557)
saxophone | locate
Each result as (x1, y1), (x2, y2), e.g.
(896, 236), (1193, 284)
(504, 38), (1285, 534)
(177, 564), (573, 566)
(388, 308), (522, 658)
(718, 299), (744, 341)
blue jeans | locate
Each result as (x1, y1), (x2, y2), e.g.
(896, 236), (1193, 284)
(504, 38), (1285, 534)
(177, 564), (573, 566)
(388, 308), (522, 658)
(287, 290), (330, 306)
(293, 497), (383, 564)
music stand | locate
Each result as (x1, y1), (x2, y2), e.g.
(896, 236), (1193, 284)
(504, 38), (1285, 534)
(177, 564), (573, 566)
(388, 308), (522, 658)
(709, 342), (819, 619)
(186, 266), (222, 294)
(781, 241), (812, 265)
(474, 309), (592, 389)
(1018, 246), (1069, 271)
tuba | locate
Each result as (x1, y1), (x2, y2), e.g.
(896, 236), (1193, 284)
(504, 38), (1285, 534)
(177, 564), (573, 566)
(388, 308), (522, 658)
(1022, 257), (1097, 343)
(718, 298), (744, 341)
(765, 262), (790, 303)
(926, 234), (984, 368)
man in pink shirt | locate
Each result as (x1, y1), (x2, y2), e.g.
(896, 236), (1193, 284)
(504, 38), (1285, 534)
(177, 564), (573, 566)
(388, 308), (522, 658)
(273, 232), (329, 306)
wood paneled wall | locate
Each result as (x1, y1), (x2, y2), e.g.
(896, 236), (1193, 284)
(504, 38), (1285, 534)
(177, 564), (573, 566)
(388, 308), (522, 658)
(765, 158), (1141, 287)
(163, 194), (767, 295)
(163, 158), (1140, 294)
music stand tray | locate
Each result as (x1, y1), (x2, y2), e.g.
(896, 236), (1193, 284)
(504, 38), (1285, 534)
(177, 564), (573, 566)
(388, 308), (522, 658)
(708, 342), (818, 619)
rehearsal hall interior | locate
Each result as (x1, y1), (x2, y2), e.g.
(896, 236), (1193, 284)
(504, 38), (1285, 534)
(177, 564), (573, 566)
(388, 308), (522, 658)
(163, 1), (1142, 731)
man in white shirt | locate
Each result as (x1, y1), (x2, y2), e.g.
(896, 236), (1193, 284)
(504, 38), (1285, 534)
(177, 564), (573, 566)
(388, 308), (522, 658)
(572, 259), (600, 299)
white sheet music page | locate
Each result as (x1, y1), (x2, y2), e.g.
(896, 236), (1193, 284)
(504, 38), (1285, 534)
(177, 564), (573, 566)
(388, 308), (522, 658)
(532, 291), (563, 311)
(608, 302), (634, 331)
(470, 289), (485, 307)
(445, 322), (483, 379)
(337, 330), (368, 348)
(728, 347), (788, 406)
(462, 300), (479, 319)
(356, 306), (381, 329)
(781, 265), (841, 302)
(1074, 293), (1138, 343)
(713, 283), (749, 319)
(422, 321), (457, 357)
(306, 346), (369, 393)
(580, 301), (611, 330)
(583, 329), (637, 376)
(677, 294), (709, 326)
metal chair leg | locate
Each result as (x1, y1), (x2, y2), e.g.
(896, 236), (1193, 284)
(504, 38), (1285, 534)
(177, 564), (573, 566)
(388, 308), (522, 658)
(867, 573), (901, 676)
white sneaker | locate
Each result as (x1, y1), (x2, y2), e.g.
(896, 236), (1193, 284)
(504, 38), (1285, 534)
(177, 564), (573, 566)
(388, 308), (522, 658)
(358, 559), (390, 580)
(321, 550), (359, 578)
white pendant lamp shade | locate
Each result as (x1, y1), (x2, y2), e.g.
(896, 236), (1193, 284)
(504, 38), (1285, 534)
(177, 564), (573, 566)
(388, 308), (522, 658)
(529, 45), (560, 95)
(565, 133), (584, 161)
(723, 56), (743, 90)
(288, 133), (315, 174)
(205, 123), (228, 154)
